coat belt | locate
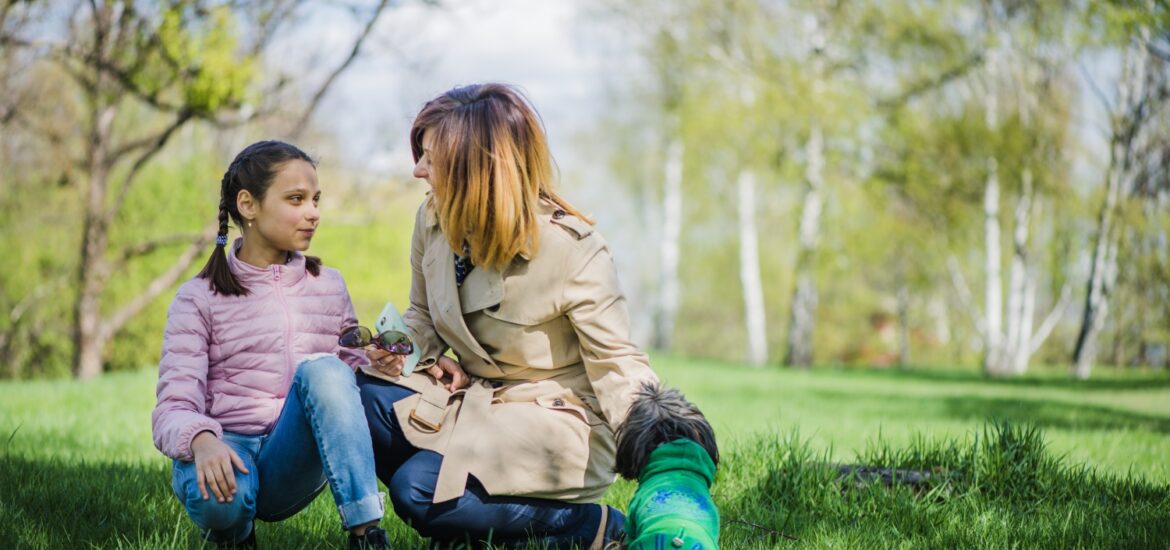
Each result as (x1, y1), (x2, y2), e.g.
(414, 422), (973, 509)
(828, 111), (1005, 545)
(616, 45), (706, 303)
(433, 380), (495, 503)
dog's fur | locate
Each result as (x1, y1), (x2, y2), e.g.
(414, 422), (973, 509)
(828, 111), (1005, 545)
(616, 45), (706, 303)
(615, 381), (719, 480)
(613, 381), (720, 548)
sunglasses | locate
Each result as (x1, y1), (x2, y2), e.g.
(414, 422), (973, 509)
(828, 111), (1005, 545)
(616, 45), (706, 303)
(339, 326), (414, 355)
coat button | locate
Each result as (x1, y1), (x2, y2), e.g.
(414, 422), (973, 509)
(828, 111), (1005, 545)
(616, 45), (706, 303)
(552, 398), (564, 407)
(552, 209), (566, 219)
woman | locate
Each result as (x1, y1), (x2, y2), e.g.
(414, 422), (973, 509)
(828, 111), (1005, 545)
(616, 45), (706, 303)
(356, 83), (657, 549)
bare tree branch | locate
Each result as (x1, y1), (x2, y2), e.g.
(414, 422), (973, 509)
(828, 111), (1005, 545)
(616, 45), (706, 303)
(1030, 283), (1072, 355)
(100, 221), (217, 343)
(107, 108), (194, 223)
(288, 0), (390, 139)
(947, 255), (987, 339)
(8, 276), (68, 325)
(878, 52), (985, 110)
(114, 231), (212, 269)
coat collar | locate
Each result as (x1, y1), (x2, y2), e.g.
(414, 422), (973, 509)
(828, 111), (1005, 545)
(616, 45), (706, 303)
(422, 194), (569, 262)
(226, 237), (307, 287)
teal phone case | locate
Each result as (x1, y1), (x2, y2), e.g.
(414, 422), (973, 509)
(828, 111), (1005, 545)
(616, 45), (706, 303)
(374, 302), (420, 376)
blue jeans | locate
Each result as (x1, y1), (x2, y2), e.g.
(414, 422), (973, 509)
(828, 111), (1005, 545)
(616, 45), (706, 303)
(357, 371), (617, 549)
(171, 356), (384, 544)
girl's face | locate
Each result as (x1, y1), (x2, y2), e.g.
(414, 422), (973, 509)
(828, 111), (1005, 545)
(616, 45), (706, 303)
(249, 159), (321, 253)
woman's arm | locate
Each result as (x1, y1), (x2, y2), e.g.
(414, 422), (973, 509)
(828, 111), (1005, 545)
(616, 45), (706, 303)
(403, 199), (449, 369)
(564, 237), (658, 430)
(152, 287), (223, 462)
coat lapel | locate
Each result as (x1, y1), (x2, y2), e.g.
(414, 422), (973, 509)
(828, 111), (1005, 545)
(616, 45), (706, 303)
(422, 231), (496, 366)
(458, 263), (503, 314)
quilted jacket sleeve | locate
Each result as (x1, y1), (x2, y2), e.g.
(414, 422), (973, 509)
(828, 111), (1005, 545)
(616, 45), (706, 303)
(152, 284), (222, 462)
(336, 275), (368, 370)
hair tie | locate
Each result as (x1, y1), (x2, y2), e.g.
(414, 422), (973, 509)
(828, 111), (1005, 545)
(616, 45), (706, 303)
(216, 235), (228, 247)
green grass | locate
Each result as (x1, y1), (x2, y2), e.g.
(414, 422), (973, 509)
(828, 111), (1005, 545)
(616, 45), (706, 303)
(1, 357), (1168, 548)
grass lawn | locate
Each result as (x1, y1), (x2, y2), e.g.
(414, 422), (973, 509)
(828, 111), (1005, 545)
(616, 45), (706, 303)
(1, 356), (1167, 548)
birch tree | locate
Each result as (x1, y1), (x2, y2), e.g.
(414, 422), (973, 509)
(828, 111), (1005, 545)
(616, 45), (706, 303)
(737, 169), (769, 365)
(782, 7), (829, 368)
(1073, 2), (1170, 378)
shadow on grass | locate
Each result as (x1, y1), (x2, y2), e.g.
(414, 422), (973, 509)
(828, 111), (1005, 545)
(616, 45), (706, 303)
(939, 394), (1170, 435)
(845, 366), (1170, 391)
(805, 387), (1170, 435)
(0, 455), (352, 549)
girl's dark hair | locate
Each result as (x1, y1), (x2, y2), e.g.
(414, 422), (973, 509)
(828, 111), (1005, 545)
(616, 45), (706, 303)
(197, 140), (323, 296)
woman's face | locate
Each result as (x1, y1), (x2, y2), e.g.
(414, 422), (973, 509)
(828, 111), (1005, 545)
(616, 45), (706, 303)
(413, 129), (434, 189)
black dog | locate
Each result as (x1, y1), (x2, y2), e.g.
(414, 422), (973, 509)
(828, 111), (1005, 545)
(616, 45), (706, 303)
(613, 382), (720, 549)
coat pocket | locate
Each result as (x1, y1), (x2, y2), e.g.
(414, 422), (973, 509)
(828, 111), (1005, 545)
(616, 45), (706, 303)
(536, 391), (606, 427)
(471, 399), (593, 496)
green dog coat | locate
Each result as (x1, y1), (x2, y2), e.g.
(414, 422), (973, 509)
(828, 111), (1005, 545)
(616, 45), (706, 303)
(625, 438), (719, 549)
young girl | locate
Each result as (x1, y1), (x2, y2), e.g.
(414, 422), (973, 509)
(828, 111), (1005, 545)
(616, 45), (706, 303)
(152, 140), (389, 549)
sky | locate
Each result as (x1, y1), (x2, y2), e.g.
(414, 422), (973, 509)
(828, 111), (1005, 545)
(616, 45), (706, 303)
(277, 0), (620, 181)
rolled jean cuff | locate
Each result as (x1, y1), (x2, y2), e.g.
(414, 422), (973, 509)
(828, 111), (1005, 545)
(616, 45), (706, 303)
(338, 491), (385, 530)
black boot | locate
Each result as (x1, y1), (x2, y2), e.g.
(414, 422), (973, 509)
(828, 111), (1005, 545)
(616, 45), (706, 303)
(348, 526), (391, 549)
(215, 527), (256, 549)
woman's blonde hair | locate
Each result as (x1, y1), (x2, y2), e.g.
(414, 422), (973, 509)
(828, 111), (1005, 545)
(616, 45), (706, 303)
(411, 83), (590, 270)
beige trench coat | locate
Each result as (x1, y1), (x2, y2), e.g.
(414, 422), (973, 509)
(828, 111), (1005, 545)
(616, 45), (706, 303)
(359, 197), (658, 504)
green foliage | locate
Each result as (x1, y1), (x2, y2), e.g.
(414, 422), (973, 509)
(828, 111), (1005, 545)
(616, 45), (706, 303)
(0, 174), (81, 379)
(127, 4), (256, 115)
(1085, 0), (1170, 46)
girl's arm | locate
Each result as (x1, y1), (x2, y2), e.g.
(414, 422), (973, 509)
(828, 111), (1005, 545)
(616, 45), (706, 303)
(152, 287), (222, 462)
(564, 236), (659, 430)
(403, 200), (449, 369)
(335, 277), (367, 370)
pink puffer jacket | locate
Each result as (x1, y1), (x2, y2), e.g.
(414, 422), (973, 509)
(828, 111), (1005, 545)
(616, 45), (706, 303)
(152, 241), (367, 461)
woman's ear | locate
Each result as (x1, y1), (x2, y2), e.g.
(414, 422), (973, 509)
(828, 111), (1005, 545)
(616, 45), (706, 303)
(237, 189), (257, 225)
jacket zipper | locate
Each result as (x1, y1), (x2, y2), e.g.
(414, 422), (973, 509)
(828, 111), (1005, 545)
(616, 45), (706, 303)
(273, 264), (294, 398)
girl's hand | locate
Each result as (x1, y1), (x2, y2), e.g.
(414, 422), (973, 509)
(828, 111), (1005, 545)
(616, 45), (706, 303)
(190, 431), (249, 503)
(424, 355), (470, 392)
(366, 347), (406, 377)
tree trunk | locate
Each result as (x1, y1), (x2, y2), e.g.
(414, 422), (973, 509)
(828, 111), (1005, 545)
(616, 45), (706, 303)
(784, 10), (827, 368)
(785, 123), (824, 368)
(73, 97), (116, 379)
(654, 137), (683, 351)
(896, 281), (911, 367)
(737, 170), (767, 366)
(1073, 34), (1148, 379)
(982, 156), (1004, 375)
(981, 33), (1005, 376)
(1005, 172), (1033, 374)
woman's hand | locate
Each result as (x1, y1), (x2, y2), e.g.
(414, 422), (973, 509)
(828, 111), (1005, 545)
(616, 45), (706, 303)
(190, 431), (249, 503)
(423, 355), (470, 392)
(366, 347), (406, 377)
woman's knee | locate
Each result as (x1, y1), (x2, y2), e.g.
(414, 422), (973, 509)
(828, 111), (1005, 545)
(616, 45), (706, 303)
(357, 376), (415, 430)
(387, 454), (441, 530)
